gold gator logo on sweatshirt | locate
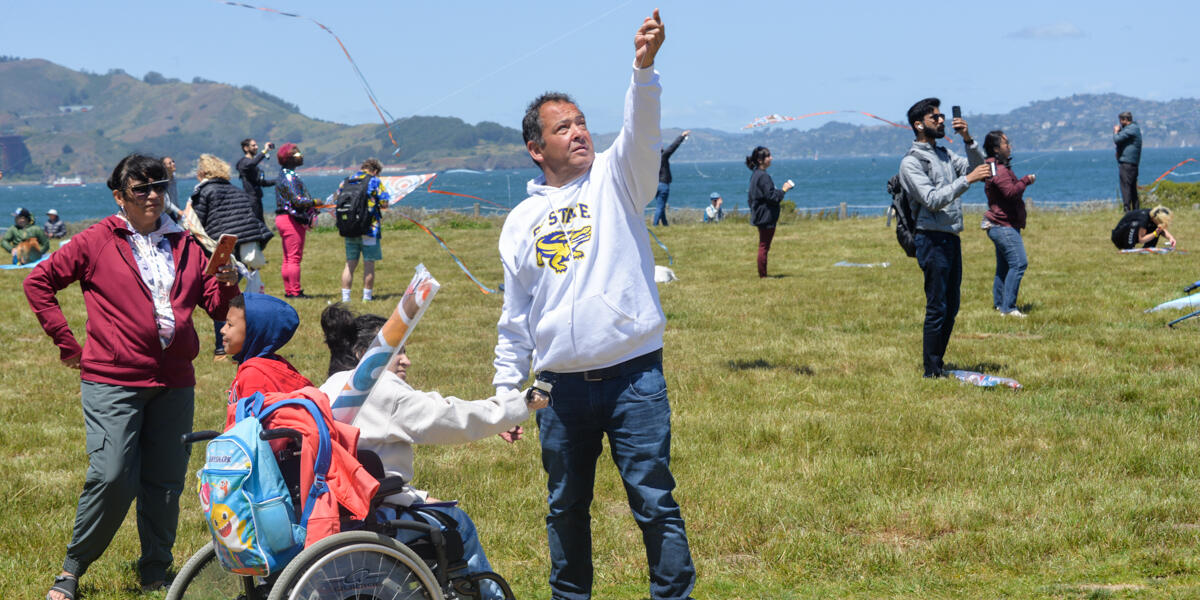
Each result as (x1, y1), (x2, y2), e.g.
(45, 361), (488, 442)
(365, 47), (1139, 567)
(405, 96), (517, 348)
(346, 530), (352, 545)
(531, 203), (592, 274)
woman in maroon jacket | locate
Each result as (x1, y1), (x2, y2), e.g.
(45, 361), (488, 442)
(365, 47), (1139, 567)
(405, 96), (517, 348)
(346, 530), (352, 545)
(26, 154), (239, 600)
(982, 131), (1036, 318)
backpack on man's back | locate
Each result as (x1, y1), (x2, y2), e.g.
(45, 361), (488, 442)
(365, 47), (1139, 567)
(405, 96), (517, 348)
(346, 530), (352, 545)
(334, 176), (374, 237)
(886, 149), (931, 259)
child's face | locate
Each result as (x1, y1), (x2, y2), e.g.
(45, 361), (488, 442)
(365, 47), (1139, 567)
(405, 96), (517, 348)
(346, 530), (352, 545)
(221, 306), (246, 357)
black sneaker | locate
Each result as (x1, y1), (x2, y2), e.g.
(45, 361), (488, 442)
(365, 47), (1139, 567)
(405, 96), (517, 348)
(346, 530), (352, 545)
(285, 292), (311, 299)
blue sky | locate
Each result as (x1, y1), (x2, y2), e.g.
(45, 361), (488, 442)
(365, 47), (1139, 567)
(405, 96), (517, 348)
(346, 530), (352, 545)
(2, 0), (1196, 134)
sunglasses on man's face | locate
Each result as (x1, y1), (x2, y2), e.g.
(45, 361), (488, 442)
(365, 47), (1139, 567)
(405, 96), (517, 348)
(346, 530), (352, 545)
(127, 179), (170, 198)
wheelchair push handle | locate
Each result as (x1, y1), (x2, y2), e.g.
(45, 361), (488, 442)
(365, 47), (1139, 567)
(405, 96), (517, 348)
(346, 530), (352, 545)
(181, 430), (220, 445)
(261, 427), (303, 446)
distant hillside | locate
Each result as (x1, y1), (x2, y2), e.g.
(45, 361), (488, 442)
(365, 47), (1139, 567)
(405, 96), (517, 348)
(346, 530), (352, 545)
(0, 59), (528, 180)
(1, 58), (1197, 181)
(653, 94), (1200, 163)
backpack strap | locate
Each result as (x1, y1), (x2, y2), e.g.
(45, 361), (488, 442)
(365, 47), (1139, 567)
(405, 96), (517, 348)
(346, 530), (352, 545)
(258, 398), (333, 529)
(233, 391), (268, 423)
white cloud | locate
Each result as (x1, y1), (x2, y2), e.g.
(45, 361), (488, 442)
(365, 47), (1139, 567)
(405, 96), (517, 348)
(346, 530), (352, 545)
(1006, 22), (1085, 40)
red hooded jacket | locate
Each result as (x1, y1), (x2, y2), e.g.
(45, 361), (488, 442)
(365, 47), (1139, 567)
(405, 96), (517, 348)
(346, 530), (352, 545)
(242, 386), (380, 546)
(24, 215), (239, 387)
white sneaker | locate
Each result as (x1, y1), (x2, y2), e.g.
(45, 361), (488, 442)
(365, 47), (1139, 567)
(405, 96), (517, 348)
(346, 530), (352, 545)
(1003, 309), (1027, 318)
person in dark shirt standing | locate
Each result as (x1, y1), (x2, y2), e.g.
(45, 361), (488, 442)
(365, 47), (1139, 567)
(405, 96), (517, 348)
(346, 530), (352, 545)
(236, 138), (276, 224)
(652, 130), (689, 226)
(1113, 111), (1142, 211)
(746, 146), (794, 278)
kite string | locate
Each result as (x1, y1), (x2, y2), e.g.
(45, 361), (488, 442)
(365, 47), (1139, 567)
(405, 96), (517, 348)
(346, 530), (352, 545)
(217, 1), (401, 151)
(394, 212), (498, 294)
(1143, 157), (1197, 191)
(426, 181), (510, 211)
(646, 227), (673, 266)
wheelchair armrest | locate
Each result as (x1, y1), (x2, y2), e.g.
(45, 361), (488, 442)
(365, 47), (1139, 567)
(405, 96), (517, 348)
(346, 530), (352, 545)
(374, 476), (408, 500)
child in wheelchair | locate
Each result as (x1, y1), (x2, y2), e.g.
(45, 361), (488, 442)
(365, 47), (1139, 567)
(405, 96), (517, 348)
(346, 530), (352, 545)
(318, 303), (548, 600)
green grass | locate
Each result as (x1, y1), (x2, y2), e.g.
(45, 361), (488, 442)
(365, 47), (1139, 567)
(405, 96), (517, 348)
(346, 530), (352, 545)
(5, 207), (1200, 599)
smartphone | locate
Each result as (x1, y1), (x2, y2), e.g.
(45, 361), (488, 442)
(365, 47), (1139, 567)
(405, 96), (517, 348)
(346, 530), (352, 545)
(951, 105), (962, 120)
(204, 234), (238, 276)
(988, 162), (997, 178)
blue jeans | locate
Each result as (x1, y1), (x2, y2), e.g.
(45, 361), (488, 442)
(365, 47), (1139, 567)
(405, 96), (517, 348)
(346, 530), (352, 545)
(537, 359), (695, 600)
(653, 182), (670, 226)
(384, 504), (501, 599)
(915, 231), (962, 376)
(987, 226), (1027, 313)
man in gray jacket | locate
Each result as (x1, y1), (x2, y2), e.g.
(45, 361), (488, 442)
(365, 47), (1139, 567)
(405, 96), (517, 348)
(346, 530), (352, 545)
(1113, 111), (1142, 211)
(899, 98), (990, 378)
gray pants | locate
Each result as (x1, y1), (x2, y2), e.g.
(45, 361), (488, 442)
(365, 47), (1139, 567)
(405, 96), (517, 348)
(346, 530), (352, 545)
(62, 382), (194, 585)
(1119, 162), (1140, 212)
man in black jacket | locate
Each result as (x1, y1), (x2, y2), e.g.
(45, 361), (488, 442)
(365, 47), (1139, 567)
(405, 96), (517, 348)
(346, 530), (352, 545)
(236, 138), (276, 224)
(652, 129), (689, 226)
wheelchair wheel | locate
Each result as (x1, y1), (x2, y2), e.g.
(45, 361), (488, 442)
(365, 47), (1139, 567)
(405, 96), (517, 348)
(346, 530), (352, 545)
(167, 542), (265, 600)
(267, 531), (444, 600)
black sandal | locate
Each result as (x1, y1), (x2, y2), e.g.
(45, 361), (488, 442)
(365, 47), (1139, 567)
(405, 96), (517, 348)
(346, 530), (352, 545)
(46, 574), (77, 600)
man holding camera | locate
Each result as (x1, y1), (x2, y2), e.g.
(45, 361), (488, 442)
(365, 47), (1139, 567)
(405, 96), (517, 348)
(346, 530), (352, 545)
(899, 98), (990, 378)
(1113, 111), (1142, 211)
(237, 138), (276, 226)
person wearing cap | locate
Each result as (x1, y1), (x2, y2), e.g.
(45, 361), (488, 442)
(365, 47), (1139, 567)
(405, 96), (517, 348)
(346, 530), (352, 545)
(703, 192), (723, 223)
(45, 209), (67, 239)
(3, 207), (50, 264)
(273, 143), (317, 298)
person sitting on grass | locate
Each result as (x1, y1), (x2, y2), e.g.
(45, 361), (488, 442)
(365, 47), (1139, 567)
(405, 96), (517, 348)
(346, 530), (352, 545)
(220, 292), (313, 426)
(3, 207), (50, 264)
(318, 303), (548, 600)
(1111, 205), (1176, 250)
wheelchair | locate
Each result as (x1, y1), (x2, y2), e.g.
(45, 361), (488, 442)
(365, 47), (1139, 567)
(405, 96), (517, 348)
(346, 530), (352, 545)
(167, 427), (515, 600)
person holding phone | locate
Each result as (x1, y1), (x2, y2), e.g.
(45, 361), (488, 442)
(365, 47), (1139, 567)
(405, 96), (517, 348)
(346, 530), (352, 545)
(982, 130), (1035, 317)
(236, 138), (276, 225)
(1113, 111), (1142, 211)
(274, 143), (317, 299)
(191, 153), (276, 356)
(899, 98), (990, 378)
(746, 146), (794, 278)
(26, 154), (239, 600)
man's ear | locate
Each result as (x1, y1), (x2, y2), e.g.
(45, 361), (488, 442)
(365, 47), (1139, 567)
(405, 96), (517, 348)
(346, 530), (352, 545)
(526, 140), (544, 165)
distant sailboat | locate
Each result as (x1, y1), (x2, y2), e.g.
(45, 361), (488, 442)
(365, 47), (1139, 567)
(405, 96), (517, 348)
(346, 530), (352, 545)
(1067, 145), (1074, 152)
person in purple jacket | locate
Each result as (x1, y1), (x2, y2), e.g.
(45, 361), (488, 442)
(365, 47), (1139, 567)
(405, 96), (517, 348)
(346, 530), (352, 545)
(982, 130), (1036, 317)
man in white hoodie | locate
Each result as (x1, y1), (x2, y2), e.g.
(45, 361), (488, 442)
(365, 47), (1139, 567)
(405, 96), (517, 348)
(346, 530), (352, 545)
(491, 9), (695, 600)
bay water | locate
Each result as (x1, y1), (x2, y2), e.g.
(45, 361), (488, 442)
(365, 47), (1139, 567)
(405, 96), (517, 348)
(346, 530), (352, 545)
(2, 147), (1197, 225)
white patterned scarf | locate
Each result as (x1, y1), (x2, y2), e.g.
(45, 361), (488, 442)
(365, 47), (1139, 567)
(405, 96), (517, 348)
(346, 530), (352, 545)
(119, 213), (183, 348)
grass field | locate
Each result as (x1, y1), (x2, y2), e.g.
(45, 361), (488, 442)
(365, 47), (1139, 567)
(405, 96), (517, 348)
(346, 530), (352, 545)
(4, 205), (1200, 599)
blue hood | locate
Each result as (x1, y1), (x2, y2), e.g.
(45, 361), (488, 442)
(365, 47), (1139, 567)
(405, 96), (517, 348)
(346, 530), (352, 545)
(235, 293), (299, 362)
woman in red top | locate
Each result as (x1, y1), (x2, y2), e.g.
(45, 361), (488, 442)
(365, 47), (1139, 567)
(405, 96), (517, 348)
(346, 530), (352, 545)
(982, 131), (1036, 318)
(26, 154), (239, 600)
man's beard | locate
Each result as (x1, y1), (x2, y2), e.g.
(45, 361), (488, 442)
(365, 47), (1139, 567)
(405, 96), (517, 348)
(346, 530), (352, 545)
(931, 123), (946, 139)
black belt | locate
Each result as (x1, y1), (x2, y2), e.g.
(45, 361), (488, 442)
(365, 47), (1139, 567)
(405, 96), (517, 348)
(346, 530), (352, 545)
(542, 349), (662, 382)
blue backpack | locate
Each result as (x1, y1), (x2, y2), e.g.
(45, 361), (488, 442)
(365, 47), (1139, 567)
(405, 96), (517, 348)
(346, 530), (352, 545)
(196, 392), (332, 576)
